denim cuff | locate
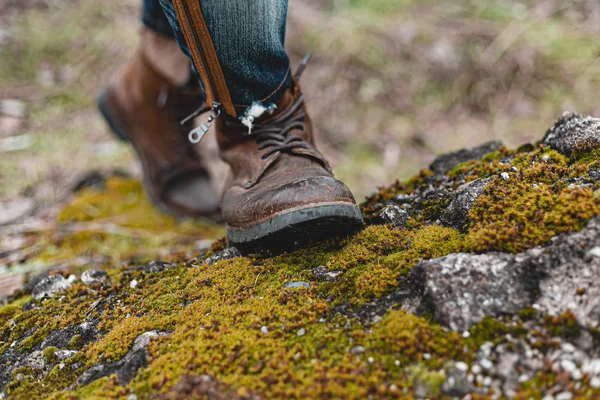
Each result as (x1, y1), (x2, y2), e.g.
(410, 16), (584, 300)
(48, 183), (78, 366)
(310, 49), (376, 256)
(142, 8), (176, 39)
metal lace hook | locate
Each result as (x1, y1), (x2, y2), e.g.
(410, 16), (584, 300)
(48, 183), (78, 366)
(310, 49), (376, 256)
(188, 102), (222, 144)
(294, 50), (313, 81)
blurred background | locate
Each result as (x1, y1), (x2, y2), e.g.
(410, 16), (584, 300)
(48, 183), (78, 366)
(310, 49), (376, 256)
(1, 0), (600, 294)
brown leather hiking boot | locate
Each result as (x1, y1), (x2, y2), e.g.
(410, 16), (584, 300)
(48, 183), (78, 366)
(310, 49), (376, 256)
(217, 83), (363, 251)
(97, 38), (221, 220)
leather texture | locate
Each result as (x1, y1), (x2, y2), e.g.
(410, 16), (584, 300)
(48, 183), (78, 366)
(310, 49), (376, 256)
(100, 50), (221, 219)
(217, 84), (358, 229)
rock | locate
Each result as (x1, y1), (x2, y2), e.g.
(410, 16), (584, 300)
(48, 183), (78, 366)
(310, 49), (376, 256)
(429, 140), (503, 174)
(0, 99), (27, 118)
(32, 275), (72, 300)
(77, 331), (167, 386)
(143, 261), (175, 273)
(283, 281), (310, 289)
(130, 279), (139, 289)
(81, 270), (108, 286)
(440, 178), (492, 231)
(542, 112), (600, 155)
(441, 363), (474, 398)
(410, 216), (600, 331)
(55, 350), (77, 361)
(41, 321), (99, 349)
(410, 253), (536, 331)
(311, 266), (341, 282)
(24, 351), (45, 370)
(204, 247), (241, 266)
(377, 205), (410, 228)
(392, 193), (412, 204)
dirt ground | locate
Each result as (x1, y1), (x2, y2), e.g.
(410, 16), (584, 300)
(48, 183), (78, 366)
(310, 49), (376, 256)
(1, 0), (600, 294)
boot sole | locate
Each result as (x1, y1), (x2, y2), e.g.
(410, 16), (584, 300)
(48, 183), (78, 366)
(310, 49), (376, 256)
(227, 202), (364, 253)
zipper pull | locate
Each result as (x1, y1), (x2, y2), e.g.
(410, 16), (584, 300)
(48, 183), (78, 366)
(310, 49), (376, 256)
(188, 102), (222, 144)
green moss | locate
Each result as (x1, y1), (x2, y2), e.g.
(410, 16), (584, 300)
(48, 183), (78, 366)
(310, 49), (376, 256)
(467, 178), (600, 253)
(42, 346), (58, 364)
(355, 264), (396, 301)
(518, 306), (537, 321)
(68, 334), (83, 350)
(467, 317), (527, 347)
(544, 311), (581, 339)
(407, 365), (446, 398)
(4, 139), (600, 398)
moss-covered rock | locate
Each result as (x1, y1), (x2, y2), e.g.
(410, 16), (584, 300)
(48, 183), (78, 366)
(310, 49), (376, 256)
(2, 114), (600, 399)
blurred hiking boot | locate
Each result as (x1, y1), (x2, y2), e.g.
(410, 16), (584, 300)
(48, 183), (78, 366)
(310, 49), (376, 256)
(217, 83), (364, 251)
(97, 30), (221, 220)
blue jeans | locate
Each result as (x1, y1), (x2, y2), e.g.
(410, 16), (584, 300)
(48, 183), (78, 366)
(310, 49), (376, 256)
(142, 0), (292, 118)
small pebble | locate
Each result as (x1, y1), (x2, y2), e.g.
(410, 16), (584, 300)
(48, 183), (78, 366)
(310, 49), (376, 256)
(462, 331), (470, 338)
(260, 326), (269, 335)
(67, 274), (77, 283)
(480, 359), (493, 370)
(560, 359), (576, 373)
(297, 328), (306, 337)
(561, 343), (576, 353)
(555, 392), (573, 400)
(590, 376), (600, 388)
(394, 360), (401, 366)
(127, 395), (138, 400)
(130, 279), (139, 289)
(283, 281), (310, 289)
(542, 155), (550, 162)
(455, 362), (469, 372)
(367, 357), (374, 363)
(500, 172), (510, 181)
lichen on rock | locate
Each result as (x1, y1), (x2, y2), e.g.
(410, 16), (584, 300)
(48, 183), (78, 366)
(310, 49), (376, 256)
(2, 113), (600, 398)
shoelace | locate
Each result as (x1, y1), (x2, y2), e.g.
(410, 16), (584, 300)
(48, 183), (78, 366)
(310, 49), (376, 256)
(183, 51), (314, 146)
(225, 94), (311, 160)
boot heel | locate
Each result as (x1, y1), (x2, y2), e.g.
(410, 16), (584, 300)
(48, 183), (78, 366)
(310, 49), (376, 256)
(97, 89), (129, 143)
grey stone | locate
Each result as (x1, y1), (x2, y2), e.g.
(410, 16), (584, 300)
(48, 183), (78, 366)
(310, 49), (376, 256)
(429, 140), (503, 175)
(441, 363), (474, 398)
(204, 247), (241, 266)
(81, 270), (108, 286)
(312, 266), (341, 282)
(41, 321), (98, 349)
(143, 261), (175, 273)
(440, 178), (492, 231)
(77, 331), (167, 386)
(392, 193), (412, 204)
(378, 205), (410, 228)
(32, 275), (72, 300)
(283, 281), (310, 289)
(410, 216), (600, 331)
(542, 112), (600, 155)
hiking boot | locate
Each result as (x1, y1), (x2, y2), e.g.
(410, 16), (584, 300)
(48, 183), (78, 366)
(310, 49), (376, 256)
(97, 32), (220, 220)
(217, 83), (363, 250)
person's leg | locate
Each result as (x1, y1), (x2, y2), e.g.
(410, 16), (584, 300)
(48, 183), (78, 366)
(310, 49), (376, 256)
(158, 0), (363, 250)
(142, 0), (177, 39)
(95, 0), (220, 220)
(158, 0), (292, 121)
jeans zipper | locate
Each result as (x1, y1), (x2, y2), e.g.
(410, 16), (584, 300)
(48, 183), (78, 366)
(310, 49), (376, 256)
(172, 0), (236, 130)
